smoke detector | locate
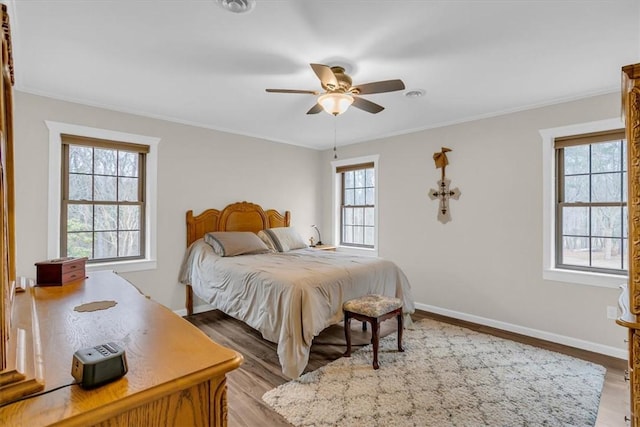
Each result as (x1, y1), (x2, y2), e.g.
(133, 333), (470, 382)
(217, 0), (256, 14)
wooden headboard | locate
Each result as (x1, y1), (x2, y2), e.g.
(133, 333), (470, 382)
(186, 201), (291, 247)
(184, 201), (290, 315)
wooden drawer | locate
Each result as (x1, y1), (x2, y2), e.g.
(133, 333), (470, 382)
(35, 257), (87, 286)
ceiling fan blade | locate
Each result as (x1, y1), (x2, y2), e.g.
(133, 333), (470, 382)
(266, 89), (319, 95)
(352, 79), (405, 95)
(352, 96), (385, 114)
(310, 63), (338, 89)
(306, 103), (323, 114)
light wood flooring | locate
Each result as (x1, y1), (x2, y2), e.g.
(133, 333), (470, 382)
(186, 309), (629, 427)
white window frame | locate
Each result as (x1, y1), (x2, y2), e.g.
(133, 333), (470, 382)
(46, 121), (160, 273)
(331, 154), (379, 256)
(541, 117), (627, 288)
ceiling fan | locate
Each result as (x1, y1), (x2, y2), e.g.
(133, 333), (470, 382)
(265, 63), (405, 116)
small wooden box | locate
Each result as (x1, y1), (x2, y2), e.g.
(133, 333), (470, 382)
(35, 257), (87, 286)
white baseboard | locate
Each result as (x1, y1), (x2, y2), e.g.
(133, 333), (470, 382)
(176, 301), (627, 360)
(416, 302), (627, 360)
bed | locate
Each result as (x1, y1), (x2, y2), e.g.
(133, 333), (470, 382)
(180, 201), (415, 378)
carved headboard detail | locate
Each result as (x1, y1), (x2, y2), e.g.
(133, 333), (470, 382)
(186, 201), (291, 247)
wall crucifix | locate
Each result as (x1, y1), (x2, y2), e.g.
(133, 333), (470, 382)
(428, 147), (461, 223)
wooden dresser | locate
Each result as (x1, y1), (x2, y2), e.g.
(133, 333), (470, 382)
(0, 271), (243, 426)
(617, 62), (640, 426)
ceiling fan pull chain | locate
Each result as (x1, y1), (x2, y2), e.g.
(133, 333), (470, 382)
(333, 118), (338, 159)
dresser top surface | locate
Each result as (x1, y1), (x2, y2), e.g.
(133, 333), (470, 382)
(0, 271), (242, 425)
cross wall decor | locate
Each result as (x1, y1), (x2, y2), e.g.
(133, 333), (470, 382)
(428, 147), (461, 223)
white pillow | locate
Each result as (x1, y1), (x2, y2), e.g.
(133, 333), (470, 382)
(204, 231), (270, 257)
(257, 230), (277, 251)
(261, 227), (308, 252)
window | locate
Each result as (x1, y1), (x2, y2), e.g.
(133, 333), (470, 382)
(555, 129), (627, 275)
(541, 117), (630, 287)
(47, 121), (159, 273)
(542, 118), (627, 287)
(333, 157), (378, 249)
(554, 130), (628, 282)
(61, 135), (148, 262)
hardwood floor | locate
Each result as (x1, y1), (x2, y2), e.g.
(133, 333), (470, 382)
(186, 309), (629, 427)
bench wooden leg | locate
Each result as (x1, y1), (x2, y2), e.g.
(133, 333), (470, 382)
(343, 306), (404, 369)
(371, 318), (380, 370)
(343, 311), (352, 357)
(397, 312), (404, 352)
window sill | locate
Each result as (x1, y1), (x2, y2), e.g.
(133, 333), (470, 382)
(337, 245), (378, 257)
(543, 268), (626, 288)
(86, 259), (157, 274)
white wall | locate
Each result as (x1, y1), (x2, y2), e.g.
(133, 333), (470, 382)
(14, 89), (628, 357)
(14, 91), (321, 311)
(322, 92), (627, 356)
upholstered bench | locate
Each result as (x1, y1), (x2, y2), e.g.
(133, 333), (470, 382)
(343, 294), (404, 369)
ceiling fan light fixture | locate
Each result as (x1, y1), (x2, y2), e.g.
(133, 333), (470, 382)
(217, 0), (256, 14)
(318, 93), (354, 116)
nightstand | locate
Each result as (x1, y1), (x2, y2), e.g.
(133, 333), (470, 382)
(312, 245), (337, 251)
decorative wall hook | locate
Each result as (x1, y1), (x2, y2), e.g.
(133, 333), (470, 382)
(428, 147), (461, 223)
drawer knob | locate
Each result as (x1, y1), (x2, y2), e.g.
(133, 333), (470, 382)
(625, 370), (630, 382)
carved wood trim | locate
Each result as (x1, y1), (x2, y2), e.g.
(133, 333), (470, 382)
(0, 4), (13, 373)
(218, 201), (269, 233)
(187, 202), (291, 245)
(626, 77), (640, 313)
(186, 208), (221, 247)
(212, 376), (228, 427)
(634, 331), (640, 422)
(0, 5), (13, 86)
(630, 86), (640, 311)
(621, 63), (640, 427)
(265, 209), (291, 228)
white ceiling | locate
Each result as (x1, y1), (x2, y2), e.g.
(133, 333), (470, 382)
(8, 0), (640, 150)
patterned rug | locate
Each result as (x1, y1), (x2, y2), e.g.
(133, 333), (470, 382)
(262, 318), (606, 427)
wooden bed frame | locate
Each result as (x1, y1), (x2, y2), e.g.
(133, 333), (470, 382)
(184, 201), (291, 315)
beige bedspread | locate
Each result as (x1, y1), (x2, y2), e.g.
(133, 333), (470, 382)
(180, 239), (415, 378)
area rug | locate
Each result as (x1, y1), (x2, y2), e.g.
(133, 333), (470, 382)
(262, 318), (606, 427)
